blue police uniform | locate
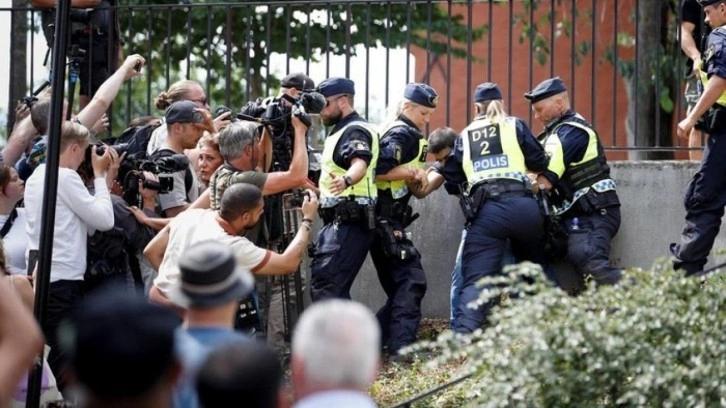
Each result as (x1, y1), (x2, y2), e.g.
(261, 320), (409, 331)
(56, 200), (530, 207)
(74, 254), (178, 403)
(526, 77), (622, 287)
(671, 17), (726, 275)
(371, 83), (436, 353)
(310, 78), (379, 301)
(436, 83), (550, 333)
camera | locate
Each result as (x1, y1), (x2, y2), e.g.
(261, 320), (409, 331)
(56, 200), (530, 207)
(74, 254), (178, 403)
(233, 90), (326, 172)
(282, 189), (310, 209)
(118, 153), (190, 207)
(95, 143), (130, 157)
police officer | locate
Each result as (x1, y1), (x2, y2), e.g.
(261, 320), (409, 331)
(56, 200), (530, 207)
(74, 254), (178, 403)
(526, 77), (622, 288)
(372, 83), (437, 354)
(434, 83), (550, 333)
(672, 0), (726, 275)
(310, 78), (379, 301)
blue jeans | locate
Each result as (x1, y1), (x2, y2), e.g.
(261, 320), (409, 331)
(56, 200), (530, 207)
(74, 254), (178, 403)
(449, 229), (518, 328)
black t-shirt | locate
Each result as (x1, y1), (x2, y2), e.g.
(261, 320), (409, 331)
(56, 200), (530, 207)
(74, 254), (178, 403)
(682, 0), (710, 75)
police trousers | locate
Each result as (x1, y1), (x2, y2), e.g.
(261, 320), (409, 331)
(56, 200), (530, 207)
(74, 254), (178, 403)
(562, 206), (622, 288)
(672, 131), (726, 275)
(453, 196), (547, 333)
(310, 221), (375, 301)
(370, 217), (427, 353)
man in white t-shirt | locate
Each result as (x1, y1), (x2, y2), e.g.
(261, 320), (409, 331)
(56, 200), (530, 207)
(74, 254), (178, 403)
(144, 183), (319, 312)
(152, 100), (215, 218)
(24, 120), (119, 389)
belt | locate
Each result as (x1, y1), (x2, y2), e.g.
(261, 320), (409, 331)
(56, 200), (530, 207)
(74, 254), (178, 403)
(472, 179), (530, 200)
(320, 196), (374, 208)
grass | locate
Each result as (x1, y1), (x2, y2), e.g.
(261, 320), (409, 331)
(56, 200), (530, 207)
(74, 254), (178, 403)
(370, 318), (472, 408)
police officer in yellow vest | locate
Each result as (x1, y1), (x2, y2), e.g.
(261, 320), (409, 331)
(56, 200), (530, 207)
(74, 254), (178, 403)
(310, 77), (379, 301)
(526, 77), (622, 288)
(434, 83), (551, 333)
(672, 0), (726, 275)
(372, 83), (437, 354)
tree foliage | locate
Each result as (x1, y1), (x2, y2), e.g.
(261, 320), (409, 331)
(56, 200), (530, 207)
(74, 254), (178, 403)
(401, 261), (726, 406)
(110, 0), (485, 130)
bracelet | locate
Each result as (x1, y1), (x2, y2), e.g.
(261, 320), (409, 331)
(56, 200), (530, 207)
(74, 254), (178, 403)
(302, 217), (313, 224)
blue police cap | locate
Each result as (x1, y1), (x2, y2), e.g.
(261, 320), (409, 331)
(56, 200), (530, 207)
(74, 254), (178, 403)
(698, 0), (723, 6)
(317, 77), (356, 98)
(474, 82), (502, 103)
(404, 83), (439, 108)
(524, 77), (567, 104)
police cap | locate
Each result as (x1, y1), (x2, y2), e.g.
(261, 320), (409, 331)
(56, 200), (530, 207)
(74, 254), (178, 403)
(474, 82), (503, 103)
(404, 83), (439, 108)
(698, 0), (725, 6)
(525, 77), (568, 104)
(317, 77), (356, 98)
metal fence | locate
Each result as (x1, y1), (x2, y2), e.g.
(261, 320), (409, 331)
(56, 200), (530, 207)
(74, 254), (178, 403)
(1, 0), (703, 159)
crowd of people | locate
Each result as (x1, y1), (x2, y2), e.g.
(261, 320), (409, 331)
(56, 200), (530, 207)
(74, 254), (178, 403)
(3, 0), (726, 405)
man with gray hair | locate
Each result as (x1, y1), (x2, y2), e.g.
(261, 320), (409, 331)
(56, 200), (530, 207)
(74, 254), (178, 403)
(193, 116), (311, 215)
(291, 299), (380, 408)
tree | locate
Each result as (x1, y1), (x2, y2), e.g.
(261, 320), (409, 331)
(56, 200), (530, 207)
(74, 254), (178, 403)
(112, 0), (485, 131)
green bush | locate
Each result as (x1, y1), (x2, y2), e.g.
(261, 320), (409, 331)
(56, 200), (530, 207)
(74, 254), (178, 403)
(407, 261), (726, 407)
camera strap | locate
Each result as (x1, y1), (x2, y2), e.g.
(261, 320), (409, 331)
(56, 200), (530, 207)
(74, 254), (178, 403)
(0, 208), (18, 239)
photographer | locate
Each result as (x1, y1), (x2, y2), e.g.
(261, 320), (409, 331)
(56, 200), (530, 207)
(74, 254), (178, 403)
(79, 153), (161, 295)
(30, 0), (121, 109)
(152, 100), (215, 218)
(24, 120), (118, 389)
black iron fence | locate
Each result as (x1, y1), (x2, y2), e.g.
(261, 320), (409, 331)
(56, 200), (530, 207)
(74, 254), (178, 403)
(1, 0), (705, 158)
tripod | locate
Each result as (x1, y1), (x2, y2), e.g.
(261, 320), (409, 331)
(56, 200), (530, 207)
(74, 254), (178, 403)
(65, 44), (86, 120)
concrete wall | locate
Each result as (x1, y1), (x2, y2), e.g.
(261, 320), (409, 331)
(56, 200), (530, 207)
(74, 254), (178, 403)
(345, 160), (726, 318)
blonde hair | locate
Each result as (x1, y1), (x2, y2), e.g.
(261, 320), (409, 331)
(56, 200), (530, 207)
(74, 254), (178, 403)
(380, 98), (421, 133)
(154, 80), (202, 110)
(60, 121), (90, 151)
(476, 99), (508, 123)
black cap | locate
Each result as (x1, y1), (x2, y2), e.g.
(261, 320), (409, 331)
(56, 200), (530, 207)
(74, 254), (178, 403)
(524, 77), (568, 104)
(317, 77), (356, 97)
(281, 72), (315, 91)
(698, 0), (723, 6)
(60, 285), (180, 399)
(165, 100), (215, 132)
(169, 240), (255, 308)
(404, 83), (439, 108)
(474, 82), (503, 103)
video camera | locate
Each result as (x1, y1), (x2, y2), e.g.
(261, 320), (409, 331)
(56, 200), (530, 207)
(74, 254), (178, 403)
(118, 152), (190, 207)
(217, 90), (326, 172)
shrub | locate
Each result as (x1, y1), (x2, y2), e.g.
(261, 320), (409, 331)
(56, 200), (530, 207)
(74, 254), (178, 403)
(405, 261), (726, 407)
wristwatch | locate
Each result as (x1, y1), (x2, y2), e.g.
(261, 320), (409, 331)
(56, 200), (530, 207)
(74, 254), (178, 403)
(343, 175), (353, 187)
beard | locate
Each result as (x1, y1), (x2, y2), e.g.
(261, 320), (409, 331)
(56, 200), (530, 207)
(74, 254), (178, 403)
(322, 110), (343, 127)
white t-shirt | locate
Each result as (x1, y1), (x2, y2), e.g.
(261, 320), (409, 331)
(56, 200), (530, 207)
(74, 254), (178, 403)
(0, 208), (28, 275)
(154, 209), (270, 297)
(153, 145), (200, 213)
(146, 121), (168, 155)
(24, 165), (114, 282)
